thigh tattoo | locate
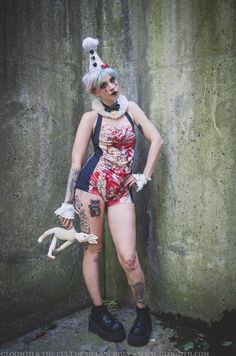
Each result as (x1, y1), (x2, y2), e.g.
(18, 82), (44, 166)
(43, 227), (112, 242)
(88, 199), (101, 217)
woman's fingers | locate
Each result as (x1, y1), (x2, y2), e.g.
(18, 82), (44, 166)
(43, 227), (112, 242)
(66, 220), (73, 229)
(59, 217), (73, 229)
(123, 175), (137, 187)
(129, 180), (137, 187)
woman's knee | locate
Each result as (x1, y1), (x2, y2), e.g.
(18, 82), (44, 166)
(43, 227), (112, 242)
(84, 243), (103, 261)
(118, 252), (139, 272)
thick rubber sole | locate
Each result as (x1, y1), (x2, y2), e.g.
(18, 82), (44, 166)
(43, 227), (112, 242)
(127, 327), (152, 346)
(89, 318), (126, 342)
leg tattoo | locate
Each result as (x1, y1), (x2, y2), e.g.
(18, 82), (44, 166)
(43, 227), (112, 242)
(79, 207), (90, 234)
(131, 281), (145, 304)
(88, 199), (101, 217)
(74, 193), (90, 249)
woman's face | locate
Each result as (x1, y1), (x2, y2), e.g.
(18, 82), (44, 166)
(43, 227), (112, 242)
(94, 73), (120, 105)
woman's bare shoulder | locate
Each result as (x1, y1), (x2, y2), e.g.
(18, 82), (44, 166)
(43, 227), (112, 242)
(128, 101), (140, 111)
(127, 101), (142, 120)
(80, 110), (98, 126)
(128, 100), (137, 106)
(82, 110), (97, 120)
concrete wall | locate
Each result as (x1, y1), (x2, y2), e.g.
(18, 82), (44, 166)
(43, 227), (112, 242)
(0, 0), (235, 329)
(103, 0), (236, 322)
(144, 0), (236, 322)
(0, 0), (89, 325)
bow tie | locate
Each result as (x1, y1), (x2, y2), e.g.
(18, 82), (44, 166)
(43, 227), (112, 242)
(103, 102), (120, 112)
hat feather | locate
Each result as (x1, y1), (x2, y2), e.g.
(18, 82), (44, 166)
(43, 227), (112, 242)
(82, 37), (99, 52)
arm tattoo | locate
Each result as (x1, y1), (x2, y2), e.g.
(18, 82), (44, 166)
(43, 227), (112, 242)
(64, 167), (80, 204)
(137, 123), (144, 135)
(131, 281), (145, 304)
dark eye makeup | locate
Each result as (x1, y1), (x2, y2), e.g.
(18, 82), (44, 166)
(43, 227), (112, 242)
(99, 76), (116, 89)
(100, 82), (107, 89)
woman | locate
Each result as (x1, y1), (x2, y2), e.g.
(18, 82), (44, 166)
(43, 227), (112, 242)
(55, 37), (163, 346)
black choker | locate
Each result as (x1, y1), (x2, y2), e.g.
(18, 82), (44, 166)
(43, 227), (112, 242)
(102, 101), (120, 112)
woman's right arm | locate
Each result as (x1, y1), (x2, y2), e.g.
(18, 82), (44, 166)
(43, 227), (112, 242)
(59, 112), (95, 229)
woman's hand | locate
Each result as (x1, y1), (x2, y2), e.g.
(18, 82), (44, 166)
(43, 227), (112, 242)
(123, 174), (151, 192)
(123, 175), (137, 188)
(59, 216), (74, 230)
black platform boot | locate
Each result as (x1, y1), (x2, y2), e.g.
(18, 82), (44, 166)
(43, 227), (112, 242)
(89, 304), (126, 342)
(128, 306), (152, 346)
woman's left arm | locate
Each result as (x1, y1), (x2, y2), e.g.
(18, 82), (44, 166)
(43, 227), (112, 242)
(125, 101), (164, 188)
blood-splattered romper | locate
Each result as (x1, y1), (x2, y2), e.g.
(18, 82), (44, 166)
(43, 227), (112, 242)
(76, 112), (136, 207)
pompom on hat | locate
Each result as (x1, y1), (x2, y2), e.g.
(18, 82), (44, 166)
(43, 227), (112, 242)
(82, 37), (110, 92)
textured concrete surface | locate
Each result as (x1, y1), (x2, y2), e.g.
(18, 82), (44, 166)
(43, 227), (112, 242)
(0, 307), (180, 354)
(2, 306), (236, 355)
(142, 0), (236, 321)
(0, 0), (236, 337)
(0, 0), (90, 324)
(101, 0), (236, 322)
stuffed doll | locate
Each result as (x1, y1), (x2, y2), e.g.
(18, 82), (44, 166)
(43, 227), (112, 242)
(38, 227), (98, 259)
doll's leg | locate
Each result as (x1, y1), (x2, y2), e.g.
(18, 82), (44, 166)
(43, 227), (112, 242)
(38, 227), (56, 243)
(55, 240), (73, 252)
(47, 235), (57, 259)
(74, 189), (105, 306)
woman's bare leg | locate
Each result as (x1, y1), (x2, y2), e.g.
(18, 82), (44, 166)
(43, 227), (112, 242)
(74, 189), (105, 306)
(107, 202), (146, 308)
(107, 202), (152, 346)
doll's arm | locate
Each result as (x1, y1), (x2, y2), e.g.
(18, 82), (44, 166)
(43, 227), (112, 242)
(55, 240), (74, 252)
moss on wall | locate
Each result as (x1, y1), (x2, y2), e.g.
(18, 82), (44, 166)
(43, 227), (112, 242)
(146, 0), (236, 321)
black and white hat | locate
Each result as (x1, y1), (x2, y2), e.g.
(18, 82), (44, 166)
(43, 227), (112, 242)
(82, 37), (109, 73)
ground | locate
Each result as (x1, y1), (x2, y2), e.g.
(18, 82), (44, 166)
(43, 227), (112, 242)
(0, 306), (183, 354)
(0, 306), (235, 355)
